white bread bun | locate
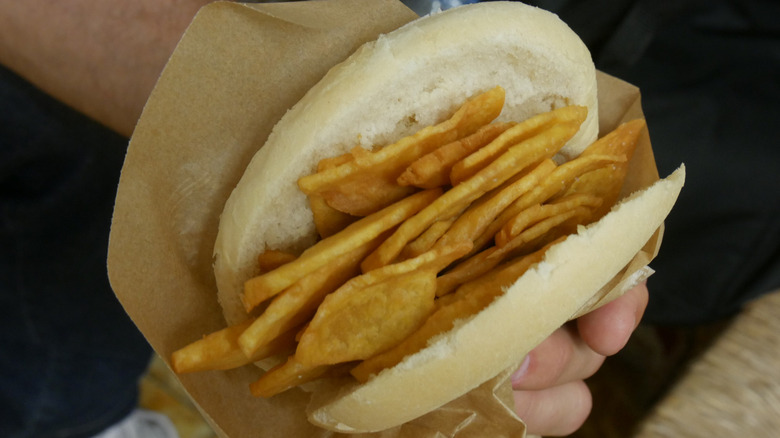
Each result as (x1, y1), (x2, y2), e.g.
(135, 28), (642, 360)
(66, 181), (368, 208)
(214, 2), (599, 326)
(307, 165), (685, 432)
(210, 2), (687, 432)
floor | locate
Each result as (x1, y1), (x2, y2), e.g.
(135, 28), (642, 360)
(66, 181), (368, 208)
(139, 355), (217, 438)
(138, 322), (729, 438)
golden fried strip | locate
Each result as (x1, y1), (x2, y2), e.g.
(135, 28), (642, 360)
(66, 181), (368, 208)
(311, 152), (364, 236)
(309, 194), (358, 238)
(558, 119), (645, 218)
(449, 105), (587, 185)
(317, 151), (354, 172)
(297, 87), (505, 216)
(350, 244), (551, 383)
(238, 239), (378, 358)
(453, 237), (563, 300)
(494, 194), (602, 247)
(171, 321), (296, 374)
(318, 175), (416, 217)
(249, 355), (333, 398)
(295, 268), (437, 367)
(581, 118), (645, 157)
(257, 250), (297, 273)
(397, 122), (515, 189)
(435, 246), (501, 298)
(349, 296), (479, 382)
(242, 188), (441, 312)
(472, 153), (626, 252)
(295, 243), (471, 367)
(360, 119), (583, 272)
(353, 241), (472, 295)
(435, 206), (593, 297)
(400, 216), (458, 260)
(495, 206), (595, 256)
(434, 158), (556, 253)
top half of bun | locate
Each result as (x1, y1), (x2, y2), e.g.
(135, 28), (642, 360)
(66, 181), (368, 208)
(214, 2), (598, 325)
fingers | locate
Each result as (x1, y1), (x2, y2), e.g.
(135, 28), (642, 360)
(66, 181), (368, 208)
(510, 282), (650, 436)
(513, 380), (592, 436)
(512, 282), (649, 392)
(511, 324), (604, 391)
(511, 327), (599, 435)
(577, 281), (649, 356)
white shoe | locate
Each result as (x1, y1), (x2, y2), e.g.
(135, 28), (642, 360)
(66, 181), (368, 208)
(92, 409), (179, 438)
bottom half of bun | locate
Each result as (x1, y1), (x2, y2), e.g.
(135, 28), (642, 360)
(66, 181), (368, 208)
(305, 165), (685, 433)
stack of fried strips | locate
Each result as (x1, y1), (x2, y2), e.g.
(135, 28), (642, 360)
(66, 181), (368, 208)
(172, 86), (645, 398)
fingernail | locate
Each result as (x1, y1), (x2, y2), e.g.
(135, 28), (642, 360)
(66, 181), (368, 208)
(511, 355), (531, 386)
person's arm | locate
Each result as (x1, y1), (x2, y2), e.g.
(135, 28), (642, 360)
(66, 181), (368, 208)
(0, 0), (210, 137)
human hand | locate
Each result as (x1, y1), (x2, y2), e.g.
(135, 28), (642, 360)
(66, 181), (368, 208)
(511, 281), (649, 436)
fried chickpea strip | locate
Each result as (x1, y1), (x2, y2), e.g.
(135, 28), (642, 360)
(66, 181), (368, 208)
(433, 158), (556, 253)
(297, 87), (506, 216)
(397, 122), (515, 189)
(242, 188), (441, 312)
(435, 206), (593, 297)
(171, 321), (297, 374)
(449, 105), (588, 185)
(351, 243), (550, 383)
(361, 119), (583, 272)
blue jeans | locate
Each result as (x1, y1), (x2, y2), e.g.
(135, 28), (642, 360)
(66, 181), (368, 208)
(0, 65), (152, 438)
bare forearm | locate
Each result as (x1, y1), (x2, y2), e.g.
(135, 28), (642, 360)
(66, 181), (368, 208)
(0, 0), (211, 137)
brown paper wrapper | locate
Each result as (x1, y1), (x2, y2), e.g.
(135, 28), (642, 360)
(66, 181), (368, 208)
(107, 1), (662, 437)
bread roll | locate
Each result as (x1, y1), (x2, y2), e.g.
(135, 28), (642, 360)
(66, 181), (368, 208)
(214, 2), (599, 325)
